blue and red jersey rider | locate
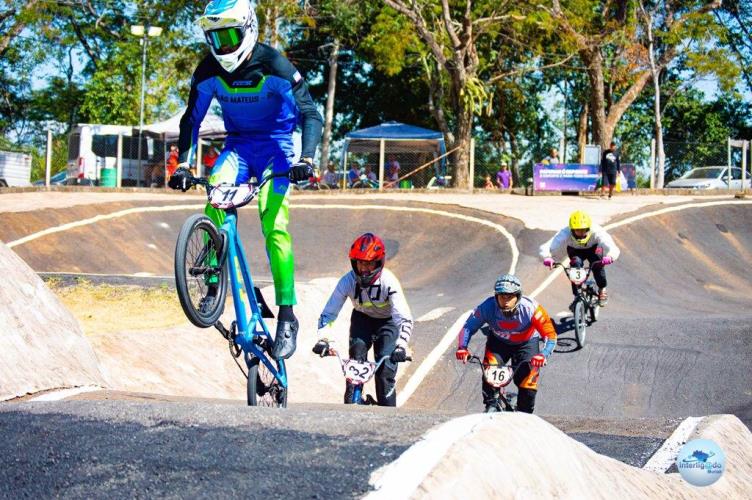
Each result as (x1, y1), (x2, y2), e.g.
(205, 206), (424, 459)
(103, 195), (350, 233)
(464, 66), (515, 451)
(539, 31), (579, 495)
(456, 274), (557, 413)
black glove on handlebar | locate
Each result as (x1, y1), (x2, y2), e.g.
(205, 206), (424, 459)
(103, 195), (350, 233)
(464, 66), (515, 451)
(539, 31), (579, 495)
(168, 167), (191, 192)
(312, 340), (329, 357)
(289, 159), (314, 183)
(390, 346), (408, 363)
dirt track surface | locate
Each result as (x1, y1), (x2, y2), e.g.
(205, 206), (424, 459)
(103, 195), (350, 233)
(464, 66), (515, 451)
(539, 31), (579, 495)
(1, 194), (750, 425)
(1, 190), (751, 497)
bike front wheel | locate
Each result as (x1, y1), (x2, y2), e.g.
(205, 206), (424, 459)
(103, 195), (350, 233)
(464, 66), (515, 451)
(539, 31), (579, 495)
(247, 356), (288, 408)
(174, 214), (228, 328)
(573, 298), (587, 348)
(589, 300), (600, 323)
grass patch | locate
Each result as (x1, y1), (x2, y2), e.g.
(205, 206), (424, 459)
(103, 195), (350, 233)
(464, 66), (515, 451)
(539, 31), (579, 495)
(48, 280), (186, 337)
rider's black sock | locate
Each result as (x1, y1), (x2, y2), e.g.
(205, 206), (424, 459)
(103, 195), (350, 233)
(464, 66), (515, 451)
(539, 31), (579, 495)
(278, 305), (295, 322)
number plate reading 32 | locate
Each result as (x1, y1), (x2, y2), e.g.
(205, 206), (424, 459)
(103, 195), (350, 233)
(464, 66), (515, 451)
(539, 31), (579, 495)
(209, 184), (257, 209)
(343, 359), (376, 385)
(483, 365), (514, 388)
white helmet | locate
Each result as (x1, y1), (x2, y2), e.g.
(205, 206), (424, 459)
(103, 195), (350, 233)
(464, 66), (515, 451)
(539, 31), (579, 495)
(197, 0), (258, 73)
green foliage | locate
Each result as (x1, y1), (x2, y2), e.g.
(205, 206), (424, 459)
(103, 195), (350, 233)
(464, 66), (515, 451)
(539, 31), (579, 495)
(30, 136), (69, 182)
(661, 89), (751, 180)
(361, 7), (420, 76)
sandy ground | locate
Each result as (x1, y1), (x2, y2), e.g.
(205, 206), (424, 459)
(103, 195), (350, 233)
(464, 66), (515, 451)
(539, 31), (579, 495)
(2, 188), (745, 402)
(78, 279), (405, 404)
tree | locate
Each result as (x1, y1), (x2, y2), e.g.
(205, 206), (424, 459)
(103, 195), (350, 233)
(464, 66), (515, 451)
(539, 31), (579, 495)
(636, 0), (734, 187)
(298, 0), (372, 169)
(715, 0), (752, 94)
(661, 90), (750, 181)
(549, 0), (723, 163)
(377, 0), (510, 189)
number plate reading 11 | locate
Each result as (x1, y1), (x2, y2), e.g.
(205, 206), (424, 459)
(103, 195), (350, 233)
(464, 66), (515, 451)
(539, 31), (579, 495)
(209, 184), (256, 209)
(483, 365), (514, 388)
(343, 359), (376, 384)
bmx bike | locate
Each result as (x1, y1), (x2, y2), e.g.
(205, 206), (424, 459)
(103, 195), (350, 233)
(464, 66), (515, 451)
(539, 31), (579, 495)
(312, 338), (411, 405)
(553, 262), (601, 348)
(467, 355), (520, 412)
(174, 173), (289, 407)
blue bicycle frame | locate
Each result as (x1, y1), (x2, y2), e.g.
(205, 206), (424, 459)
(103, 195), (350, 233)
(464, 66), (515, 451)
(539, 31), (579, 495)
(221, 207), (288, 389)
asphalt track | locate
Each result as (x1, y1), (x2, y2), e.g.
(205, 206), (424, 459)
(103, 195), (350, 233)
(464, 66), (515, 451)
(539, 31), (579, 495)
(1, 196), (751, 497)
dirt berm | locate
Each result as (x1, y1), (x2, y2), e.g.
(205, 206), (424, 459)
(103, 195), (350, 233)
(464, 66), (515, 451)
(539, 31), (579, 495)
(0, 242), (106, 400)
(368, 413), (751, 499)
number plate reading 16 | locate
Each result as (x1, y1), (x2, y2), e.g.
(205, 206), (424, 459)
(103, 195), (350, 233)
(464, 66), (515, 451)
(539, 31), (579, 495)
(343, 359), (376, 384)
(483, 365), (514, 388)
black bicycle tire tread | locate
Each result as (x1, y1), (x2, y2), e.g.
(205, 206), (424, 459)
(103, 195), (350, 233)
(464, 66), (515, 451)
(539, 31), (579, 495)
(174, 214), (227, 328)
(247, 356), (287, 408)
(574, 299), (587, 348)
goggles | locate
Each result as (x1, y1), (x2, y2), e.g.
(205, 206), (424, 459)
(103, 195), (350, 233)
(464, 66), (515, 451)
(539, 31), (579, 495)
(205, 26), (245, 55)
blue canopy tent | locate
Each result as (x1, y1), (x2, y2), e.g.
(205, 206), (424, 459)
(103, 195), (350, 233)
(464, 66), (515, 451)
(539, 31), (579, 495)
(341, 121), (447, 189)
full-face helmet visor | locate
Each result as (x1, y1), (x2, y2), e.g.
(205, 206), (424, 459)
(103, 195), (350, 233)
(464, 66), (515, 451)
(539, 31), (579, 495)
(206, 26), (245, 54)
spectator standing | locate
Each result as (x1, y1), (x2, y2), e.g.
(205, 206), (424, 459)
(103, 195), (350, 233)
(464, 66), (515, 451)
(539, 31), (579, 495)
(483, 174), (494, 189)
(600, 141), (621, 199)
(166, 144), (179, 177)
(543, 148), (561, 165)
(496, 163), (513, 191)
(202, 144), (219, 176)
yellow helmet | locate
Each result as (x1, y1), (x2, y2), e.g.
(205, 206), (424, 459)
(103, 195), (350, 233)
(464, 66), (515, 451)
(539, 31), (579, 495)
(569, 210), (592, 244)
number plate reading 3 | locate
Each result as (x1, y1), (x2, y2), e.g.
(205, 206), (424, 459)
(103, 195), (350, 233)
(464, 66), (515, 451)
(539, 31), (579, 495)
(343, 359), (376, 384)
(568, 268), (588, 285)
(483, 365), (513, 388)
(209, 184), (256, 209)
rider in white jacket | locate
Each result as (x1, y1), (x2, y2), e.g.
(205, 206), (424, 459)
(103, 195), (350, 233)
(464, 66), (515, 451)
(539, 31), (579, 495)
(316, 233), (413, 406)
(539, 210), (620, 305)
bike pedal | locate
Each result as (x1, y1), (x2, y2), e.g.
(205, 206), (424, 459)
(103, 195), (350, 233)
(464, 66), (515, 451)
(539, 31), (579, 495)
(213, 320), (230, 340)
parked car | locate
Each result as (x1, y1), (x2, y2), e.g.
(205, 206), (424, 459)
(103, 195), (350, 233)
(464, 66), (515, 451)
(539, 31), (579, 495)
(32, 171), (68, 186)
(666, 166), (751, 190)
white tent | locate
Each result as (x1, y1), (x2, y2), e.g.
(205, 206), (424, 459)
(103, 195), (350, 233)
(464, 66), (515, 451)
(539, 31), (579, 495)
(140, 107), (227, 140)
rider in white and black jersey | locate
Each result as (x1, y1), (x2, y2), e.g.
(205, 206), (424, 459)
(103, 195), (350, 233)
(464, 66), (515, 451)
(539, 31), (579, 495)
(316, 233), (413, 406)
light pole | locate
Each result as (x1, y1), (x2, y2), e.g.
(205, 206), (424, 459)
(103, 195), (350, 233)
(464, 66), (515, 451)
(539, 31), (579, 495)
(130, 24), (162, 186)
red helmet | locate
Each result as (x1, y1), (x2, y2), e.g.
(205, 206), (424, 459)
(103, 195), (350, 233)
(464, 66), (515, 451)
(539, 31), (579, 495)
(349, 233), (386, 286)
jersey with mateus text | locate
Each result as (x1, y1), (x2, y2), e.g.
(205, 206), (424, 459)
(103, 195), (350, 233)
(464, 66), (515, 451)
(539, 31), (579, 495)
(178, 43), (322, 165)
(318, 269), (413, 348)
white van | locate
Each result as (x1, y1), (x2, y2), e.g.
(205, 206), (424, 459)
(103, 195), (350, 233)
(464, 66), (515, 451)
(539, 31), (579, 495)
(0, 150), (32, 187)
(67, 124), (160, 186)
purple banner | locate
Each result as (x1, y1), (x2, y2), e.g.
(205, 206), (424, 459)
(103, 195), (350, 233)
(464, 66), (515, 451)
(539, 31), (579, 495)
(534, 163), (600, 191)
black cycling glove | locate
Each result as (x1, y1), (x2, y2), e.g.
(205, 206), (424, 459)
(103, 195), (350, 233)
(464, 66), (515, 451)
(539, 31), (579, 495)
(390, 346), (408, 363)
(168, 167), (191, 192)
(289, 158), (314, 182)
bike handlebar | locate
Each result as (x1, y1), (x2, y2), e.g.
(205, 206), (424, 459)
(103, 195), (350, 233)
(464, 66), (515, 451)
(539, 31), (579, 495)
(315, 342), (412, 363)
(186, 170), (290, 192)
(552, 260), (602, 270)
(466, 355), (536, 372)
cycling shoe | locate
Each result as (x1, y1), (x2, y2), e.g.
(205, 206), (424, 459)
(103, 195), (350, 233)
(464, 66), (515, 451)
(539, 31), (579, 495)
(271, 317), (298, 360)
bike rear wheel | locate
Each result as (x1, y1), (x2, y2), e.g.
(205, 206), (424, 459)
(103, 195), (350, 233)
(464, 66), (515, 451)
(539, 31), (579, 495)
(174, 214), (228, 328)
(573, 298), (587, 348)
(247, 355), (287, 408)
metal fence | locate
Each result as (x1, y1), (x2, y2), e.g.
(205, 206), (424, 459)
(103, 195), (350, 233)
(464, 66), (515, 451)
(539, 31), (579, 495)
(662, 140), (730, 182)
(340, 144), (454, 191)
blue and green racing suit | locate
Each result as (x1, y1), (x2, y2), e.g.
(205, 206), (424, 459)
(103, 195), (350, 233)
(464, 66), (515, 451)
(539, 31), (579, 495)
(177, 43), (323, 306)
